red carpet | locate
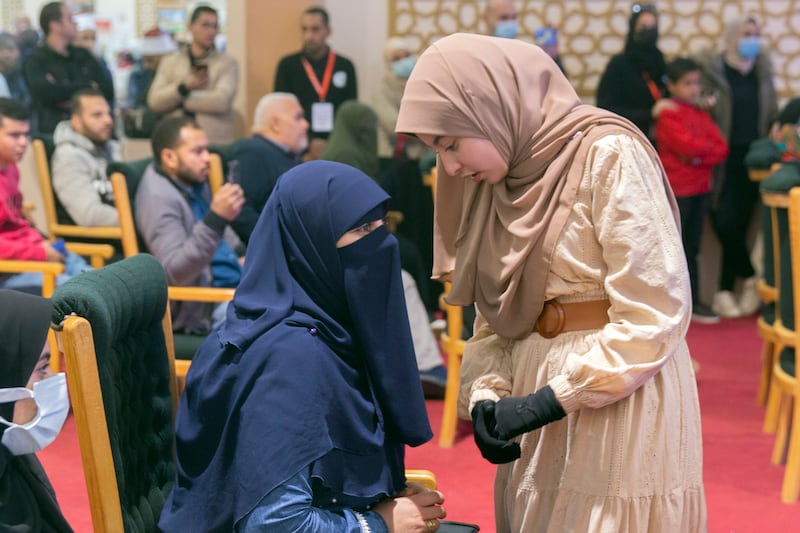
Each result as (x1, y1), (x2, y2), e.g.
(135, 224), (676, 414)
(38, 316), (800, 532)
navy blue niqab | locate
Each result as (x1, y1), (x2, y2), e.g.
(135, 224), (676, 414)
(160, 161), (432, 531)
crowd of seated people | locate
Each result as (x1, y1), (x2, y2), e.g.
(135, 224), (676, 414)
(2, 0), (793, 391)
(4, 1), (800, 531)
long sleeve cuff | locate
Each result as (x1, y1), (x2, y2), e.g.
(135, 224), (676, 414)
(549, 374), (581, 414)
(203, 211), (227, 235)
(353, 510), (389, 533)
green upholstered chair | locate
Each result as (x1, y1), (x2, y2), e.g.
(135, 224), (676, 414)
(768, 184), (800, 503)
(761, 166), (798, 428)
(51, 253), (178, 532)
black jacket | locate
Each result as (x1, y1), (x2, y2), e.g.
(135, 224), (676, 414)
(230, 135), (300, 243)
(23, 44), (114, 134)
(273, 49), (357, 139)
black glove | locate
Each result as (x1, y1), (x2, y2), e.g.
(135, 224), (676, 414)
(494, 385), (566, 440)
(471, 400), (521, 464)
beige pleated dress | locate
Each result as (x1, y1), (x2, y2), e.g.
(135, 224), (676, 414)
(459, 134), (708, 532)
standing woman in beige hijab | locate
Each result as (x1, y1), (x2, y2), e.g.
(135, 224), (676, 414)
(396, 33), (706, 532)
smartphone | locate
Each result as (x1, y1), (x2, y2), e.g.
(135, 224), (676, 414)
(227, 160), (240, 185)
(535, 27), (558, 47)
(192, 63), (208, 74)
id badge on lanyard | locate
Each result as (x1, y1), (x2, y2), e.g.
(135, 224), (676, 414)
(302, 51), (336, 133)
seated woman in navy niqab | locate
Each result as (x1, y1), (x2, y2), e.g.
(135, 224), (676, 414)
(159, 160), (447, 532)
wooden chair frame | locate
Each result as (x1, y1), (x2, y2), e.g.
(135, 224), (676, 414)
(32, 138), (122, 253)
(766, 186), (800, 503)
(439, 281), (466, 448)
(425, 167), (468, 447)
(58, 280), (437, 531)
(760, 190), (788, 412)
(109, 166), (235, 385)
(56, 298), (180, 532)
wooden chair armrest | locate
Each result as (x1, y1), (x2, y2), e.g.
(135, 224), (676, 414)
(0, 259), (65, 275)
(749, 168), (773, 182)
(167, 286), (235, 302)
(64, 242), (116, 268)
(0, 259), (65, 296)
(404, 469), (438, 490)
(757, 278), (778, 303)
(51, 224), (122, 240)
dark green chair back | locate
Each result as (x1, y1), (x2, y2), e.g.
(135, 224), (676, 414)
(762, 164), (800, 331)
(51, 254), (175, 532)
(107, 157), (153, 255)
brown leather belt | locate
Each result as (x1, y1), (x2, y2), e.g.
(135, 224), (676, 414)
(535, 299), (611, 338)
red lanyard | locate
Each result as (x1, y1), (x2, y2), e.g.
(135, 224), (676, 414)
(301, 50), (336, 102)
(642, 72), (662, 102)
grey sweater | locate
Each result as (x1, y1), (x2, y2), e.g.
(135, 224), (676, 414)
(51, 120), (121, 226)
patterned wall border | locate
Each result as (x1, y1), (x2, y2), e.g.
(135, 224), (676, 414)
(1, 0), (25, 33)
(389, 0), (800, 101)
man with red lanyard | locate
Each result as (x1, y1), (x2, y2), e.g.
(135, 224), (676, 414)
(274, 6), (358, 161)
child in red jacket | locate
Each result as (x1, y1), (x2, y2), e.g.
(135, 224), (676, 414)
(655, 57), (729, 323)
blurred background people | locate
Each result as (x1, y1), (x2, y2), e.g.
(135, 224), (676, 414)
(147, 5), (239, 145)
(654, 57), (729, 324)
(23, 1), (114, 134)
(694, 15), (778, 318)
(596, 2), (666, 141)
(121, 28), (175, 138)
(72, 13), (113, 85)
(274, 6), (358, 160)
(0, 32), (30, 112)
(230, 92), (306, 244)
(482, 0), (566, 73)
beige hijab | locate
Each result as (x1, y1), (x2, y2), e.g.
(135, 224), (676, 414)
(396, 33), (675, 339)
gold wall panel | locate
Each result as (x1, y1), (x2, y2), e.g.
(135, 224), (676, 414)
(1, 0), (25, 32)
(389, 0), (800, 102)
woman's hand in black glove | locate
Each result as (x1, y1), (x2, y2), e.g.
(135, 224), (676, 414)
(493, 385), (566, 440)
(470, 400), (521, 464)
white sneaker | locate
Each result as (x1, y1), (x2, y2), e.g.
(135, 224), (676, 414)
(712, 291), (742, 318)
(738, 276), (761, 316)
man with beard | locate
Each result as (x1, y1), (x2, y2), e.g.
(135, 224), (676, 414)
(135, 116), (245, 334)
(51, 88), (121, 227)
(273, 6), (357, 160)
(23, 2), (114, 134)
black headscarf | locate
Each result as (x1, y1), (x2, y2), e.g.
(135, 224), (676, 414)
(160, 161), (432, 531)
(624, 4), (666, 86)
(0, 290), (73, 533)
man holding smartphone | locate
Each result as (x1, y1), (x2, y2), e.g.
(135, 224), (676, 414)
(148, 5), (238, 144)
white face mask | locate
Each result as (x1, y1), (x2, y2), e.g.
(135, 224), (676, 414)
(0, 373), (69, 456)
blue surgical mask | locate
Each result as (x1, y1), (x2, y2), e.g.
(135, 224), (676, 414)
(391, 56), (416, 79)
(494, 20), (519, 39)
(738, 37), (761, 60)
